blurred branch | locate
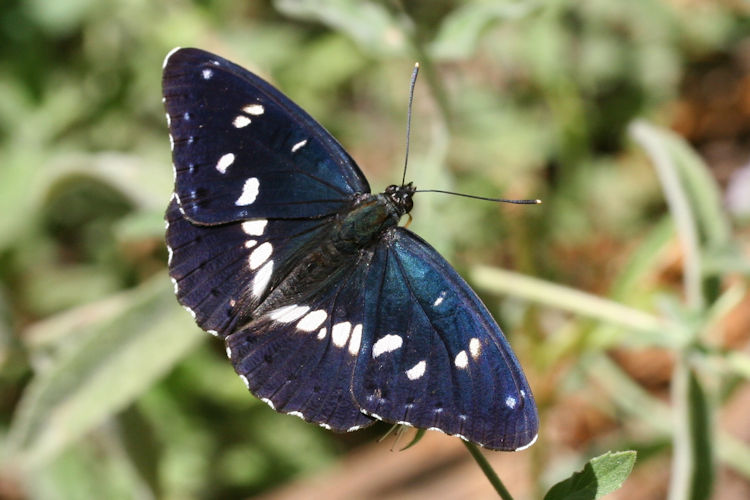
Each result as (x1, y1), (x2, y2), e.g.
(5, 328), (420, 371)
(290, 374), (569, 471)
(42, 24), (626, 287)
(470, 266), (686, 347)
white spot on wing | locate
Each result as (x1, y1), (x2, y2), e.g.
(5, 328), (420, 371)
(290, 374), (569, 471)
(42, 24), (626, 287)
(291, 139), (307, 152)
(169, 134), (174, 151)
(183, 305), (196, 319)
(171, 277), (179, 294)
(244, 239), (257, 249)
(270, 304), (309, 323)
(261, 397), (275, 410)
(288, 411), (304, 419)
(243, 104), (264, 115)
(216, 153), (235, 174)
(167, 245), (173, 265)
(233, 115), (251, 128)
(331, 322), (352, 348)
(235, 177), (260, 205)
(469, 338), (481, 359)
(163, 46), (181, 69)
(454, 350), (468, 369)
(317, 327), (327, 340)
(249, 242), (273, 270)
(505, 395), (517, 409)
(406, 360), (426, 380)
(202, 68), (213, 79)
(225, 346), (232, 359)
(239, 374), (250, 388)
(373, 334), (403, 358)
(433, 291), (447, 307)
(297, 310), (328, 332)
(207, 329), (218, 337)
(252, 260), (274, 298)
(348, 324), (363, 355)
(241, 219), (267, 236)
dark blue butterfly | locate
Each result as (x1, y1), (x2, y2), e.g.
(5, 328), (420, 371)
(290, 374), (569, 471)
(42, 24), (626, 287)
(163, 47), (538, 451)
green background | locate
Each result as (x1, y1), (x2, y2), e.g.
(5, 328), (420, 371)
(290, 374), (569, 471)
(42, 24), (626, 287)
(1, 1), (749, 498)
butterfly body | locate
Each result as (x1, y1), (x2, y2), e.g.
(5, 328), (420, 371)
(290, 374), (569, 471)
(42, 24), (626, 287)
(163, 48), (538, 450)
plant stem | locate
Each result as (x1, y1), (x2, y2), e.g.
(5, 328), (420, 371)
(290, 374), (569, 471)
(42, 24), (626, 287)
(463, 441), (514, 499)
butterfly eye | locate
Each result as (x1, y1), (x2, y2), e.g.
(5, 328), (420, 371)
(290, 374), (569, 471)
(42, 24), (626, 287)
(401, 192), (414, 213)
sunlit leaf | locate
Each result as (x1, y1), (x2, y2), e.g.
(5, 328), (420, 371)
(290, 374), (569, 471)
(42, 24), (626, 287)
(544, 451), (637, 500)
(5, 276), (203, 468)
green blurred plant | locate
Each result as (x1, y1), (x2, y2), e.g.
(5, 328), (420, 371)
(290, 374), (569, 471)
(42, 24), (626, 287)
(471, 121), (750, 498)
(1, 0), (748, 498)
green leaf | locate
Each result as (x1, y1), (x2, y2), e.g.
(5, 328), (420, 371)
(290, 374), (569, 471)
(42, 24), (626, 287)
(400, 428), (426, 451)
(470, 265), (686, 347)
(544, 451), (637, 500)
(4, 275), (203, 468)
(669, 365), (713, 500)
(664, 132), (732, 250)
(629, 120), (703, 310)
(430, 1), (539, 60)
(686, 369), (713, 499)
(273, 0), (407, 56)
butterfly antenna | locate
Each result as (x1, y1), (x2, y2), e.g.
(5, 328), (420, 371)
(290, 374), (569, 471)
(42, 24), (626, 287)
(400, 64), (540, 206)
(401, 62), (420, 187)
(416, 189), (542, 205)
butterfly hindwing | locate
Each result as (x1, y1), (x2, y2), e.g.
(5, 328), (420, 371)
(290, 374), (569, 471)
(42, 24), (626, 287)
(163, 47), (370, 224)
(166, 196), (335, 336)
(225, 254), (375, 432)
(352, 228), (538, 451)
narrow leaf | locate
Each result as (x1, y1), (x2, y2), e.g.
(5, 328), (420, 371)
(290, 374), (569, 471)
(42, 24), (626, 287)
(664, 348), (714, 500)
(4, 275), (203, 468)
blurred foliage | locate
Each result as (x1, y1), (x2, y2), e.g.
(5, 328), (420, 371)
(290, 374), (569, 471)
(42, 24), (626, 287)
(1, 0), (750, 499)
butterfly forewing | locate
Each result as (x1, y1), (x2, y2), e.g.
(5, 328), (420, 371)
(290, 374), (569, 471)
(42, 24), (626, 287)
(353, 228), (538, 451)
(163, 48), (370, 224)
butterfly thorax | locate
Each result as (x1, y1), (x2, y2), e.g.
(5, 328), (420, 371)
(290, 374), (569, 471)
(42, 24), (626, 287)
(249, 183), (415, 317)
(336, 182), (415, 250)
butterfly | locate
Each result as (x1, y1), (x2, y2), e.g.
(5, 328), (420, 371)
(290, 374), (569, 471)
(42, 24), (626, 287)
(162, 47), (538, 451)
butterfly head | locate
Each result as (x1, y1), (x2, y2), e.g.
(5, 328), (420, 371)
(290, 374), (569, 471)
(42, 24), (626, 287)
(385, 182), (416, 216)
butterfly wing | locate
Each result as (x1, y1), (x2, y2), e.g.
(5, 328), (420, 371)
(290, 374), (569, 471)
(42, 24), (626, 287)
(223, 225), (538, 447)
(225, 253), (374, 432)
(162, 47), (370, 224)
(164, 47), (372, 334)
(166, 196), (336, 336)
(352, 227), (538, 451)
